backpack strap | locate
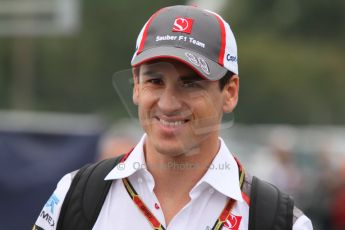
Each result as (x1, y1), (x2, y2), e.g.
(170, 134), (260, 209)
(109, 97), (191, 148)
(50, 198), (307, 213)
(248, 176), (294, 230)
(56, 155), (124, 230)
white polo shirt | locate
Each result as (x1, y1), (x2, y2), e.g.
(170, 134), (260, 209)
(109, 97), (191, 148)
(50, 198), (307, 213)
(35, 134), (313, 230)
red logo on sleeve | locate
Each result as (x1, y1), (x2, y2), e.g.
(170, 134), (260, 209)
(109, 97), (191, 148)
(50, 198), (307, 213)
(172, 17), (194, 34)
(223, 214), (242, 230)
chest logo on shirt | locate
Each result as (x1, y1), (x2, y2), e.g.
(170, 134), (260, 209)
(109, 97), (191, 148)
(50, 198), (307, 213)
(223, 214), (242, 230)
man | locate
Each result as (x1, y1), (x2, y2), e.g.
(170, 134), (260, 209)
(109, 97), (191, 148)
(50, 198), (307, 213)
(34, 5), (312, 230)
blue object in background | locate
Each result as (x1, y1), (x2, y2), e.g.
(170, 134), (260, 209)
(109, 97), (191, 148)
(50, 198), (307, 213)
(0, 130), (101, 230)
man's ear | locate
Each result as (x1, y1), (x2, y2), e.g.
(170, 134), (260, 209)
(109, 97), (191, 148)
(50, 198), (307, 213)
(222, 75), (239, 113)
(132, 68), (139, 105)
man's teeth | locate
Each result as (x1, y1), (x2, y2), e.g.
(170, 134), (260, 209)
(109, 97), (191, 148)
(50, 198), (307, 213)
(159, 119), (185, 126)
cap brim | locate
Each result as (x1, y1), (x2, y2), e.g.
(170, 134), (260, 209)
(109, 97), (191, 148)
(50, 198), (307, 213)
(131, 47), (228, 81)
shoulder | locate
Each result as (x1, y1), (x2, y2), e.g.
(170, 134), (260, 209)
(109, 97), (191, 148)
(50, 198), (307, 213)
(33, 172), (74, 230)
(242, 173), (312, 228)
(33, 158), (121, 230)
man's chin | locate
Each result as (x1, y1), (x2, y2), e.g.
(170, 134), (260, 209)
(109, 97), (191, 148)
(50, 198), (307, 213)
(154, 143), (202, 158)
(155, 146), (187, 157)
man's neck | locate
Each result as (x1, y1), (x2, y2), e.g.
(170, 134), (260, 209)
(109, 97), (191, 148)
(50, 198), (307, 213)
(144, 136), (220, 196)
(143, 135), (220, 226)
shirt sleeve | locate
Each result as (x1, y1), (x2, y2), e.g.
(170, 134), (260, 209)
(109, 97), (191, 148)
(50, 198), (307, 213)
(293, 214), (313, 230)
(33, 173), (73, 230)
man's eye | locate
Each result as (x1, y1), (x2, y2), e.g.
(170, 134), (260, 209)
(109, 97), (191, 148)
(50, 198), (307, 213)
(183, 82), (195, 87)
(181, 80), (199, 88)
(147, 78), (163, 85)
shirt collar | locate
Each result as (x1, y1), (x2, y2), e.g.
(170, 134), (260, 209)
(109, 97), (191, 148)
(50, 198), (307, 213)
(190, 138), (244, 202)
(105, 134), (244, 202)
(104, 134), (147, 180)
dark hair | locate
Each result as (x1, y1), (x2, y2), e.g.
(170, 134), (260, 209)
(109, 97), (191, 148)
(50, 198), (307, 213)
(219, 71), (234, 90)
(133, 66), (234, 90)
(133, 67), (140, 82)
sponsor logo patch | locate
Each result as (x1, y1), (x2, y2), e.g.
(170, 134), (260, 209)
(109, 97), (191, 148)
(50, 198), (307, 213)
(226, 54), (237, 62)
(39, 210), (56, 227)
(223, 214), (242, 230)
(172, 17), (194, 34)
(45, 194), (59, 214)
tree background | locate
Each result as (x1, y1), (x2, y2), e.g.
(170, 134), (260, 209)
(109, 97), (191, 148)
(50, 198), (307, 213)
(0, 0), (344, 124)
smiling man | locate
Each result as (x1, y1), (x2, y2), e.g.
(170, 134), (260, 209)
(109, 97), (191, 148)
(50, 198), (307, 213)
(34, 5), (312, 230)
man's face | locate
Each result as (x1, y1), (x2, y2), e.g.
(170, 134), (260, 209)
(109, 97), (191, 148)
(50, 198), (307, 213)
(133, 59), (238, 157)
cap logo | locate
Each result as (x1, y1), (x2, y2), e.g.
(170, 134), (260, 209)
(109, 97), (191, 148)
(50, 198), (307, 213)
(172, 17), (193, 34)
(226, 54), (238, 62)
(185, 52), (210, 75)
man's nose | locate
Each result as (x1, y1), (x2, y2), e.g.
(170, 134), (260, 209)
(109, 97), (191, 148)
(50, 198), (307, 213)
(157, 87), (183, 114)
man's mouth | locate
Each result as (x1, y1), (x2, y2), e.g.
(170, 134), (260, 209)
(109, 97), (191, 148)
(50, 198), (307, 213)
(156, 117), (189, 127)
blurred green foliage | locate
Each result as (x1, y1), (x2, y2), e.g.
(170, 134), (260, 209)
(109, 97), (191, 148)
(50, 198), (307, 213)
(0, 39), (11, 108)
(226, 0), (345, 124)
(33, 0), (185, 116)
(0, 0), (344, 124)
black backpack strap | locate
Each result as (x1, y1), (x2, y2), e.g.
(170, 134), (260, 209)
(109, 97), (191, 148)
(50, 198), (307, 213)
(57, 155), (124, 230)
(248, 176), (294, 230)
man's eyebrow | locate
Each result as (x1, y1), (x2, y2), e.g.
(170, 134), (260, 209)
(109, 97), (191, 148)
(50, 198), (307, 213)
(180, 73), (202, 81)
(141, 70), (162, 77)
(141, 70), (202, 81)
